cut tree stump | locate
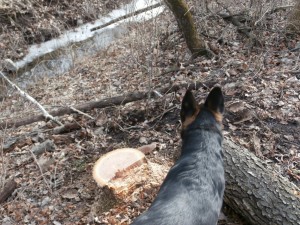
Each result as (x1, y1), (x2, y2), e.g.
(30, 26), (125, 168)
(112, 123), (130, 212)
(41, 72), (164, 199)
(93, 148), (146, 197)
(93, 148), (168, 202)
(223, 139), (300, 225)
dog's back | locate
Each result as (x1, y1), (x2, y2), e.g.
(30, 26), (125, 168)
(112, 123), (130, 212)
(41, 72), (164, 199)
(131, 87), (225, 225)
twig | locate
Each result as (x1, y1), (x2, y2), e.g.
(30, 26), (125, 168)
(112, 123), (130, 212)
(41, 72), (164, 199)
(254, 6), (271, 26)
(0, 72), (63, 126)
(70, 106), (94, 119)
(91, 2), (164, 31)
(0, 132), (6, 189)
(269, 5), (294, 14)
(28, 147), (52, 193)
(153, 90), (163, 97)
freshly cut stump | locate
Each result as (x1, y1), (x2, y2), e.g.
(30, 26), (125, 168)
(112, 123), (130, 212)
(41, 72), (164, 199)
(93, 148), (169, 210)
(93, 148), (147, 198)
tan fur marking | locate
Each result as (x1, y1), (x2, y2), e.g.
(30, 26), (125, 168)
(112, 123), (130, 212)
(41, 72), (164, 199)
(211, 111), (223, 123)
(182, 106), (200, 130)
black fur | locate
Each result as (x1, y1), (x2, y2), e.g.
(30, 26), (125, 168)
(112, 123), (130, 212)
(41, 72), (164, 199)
(131, 87), (225, 225)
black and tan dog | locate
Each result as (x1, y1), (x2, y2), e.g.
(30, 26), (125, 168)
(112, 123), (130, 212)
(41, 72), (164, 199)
(131, 87), (225, 225)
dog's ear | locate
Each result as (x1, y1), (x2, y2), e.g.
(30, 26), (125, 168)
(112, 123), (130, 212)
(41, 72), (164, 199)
(204, 87), (224, 115)
(180, 90), (198, 123)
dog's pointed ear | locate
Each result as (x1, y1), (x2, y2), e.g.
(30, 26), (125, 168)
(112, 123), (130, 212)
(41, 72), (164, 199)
(204, 87), (224, 114)
(180, 90), (198, 122)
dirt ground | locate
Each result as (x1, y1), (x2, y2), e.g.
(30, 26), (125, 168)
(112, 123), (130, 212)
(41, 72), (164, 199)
(0, 0), (300, 224)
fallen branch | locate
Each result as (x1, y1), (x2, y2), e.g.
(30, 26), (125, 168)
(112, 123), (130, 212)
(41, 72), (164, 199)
(91, 2), (164, 32)
(223, 139), (300, 225)
(255, 5), (294, 26)
(0, 81), (217, 130)
(219, 13), (262, 47)
(52, 122), (82, 135)
(2, 122), (82, 153)
(269, 5), (294, 14)
(69, 106), (94, 119)
(0, 72), (62, 126)
(28, 147), (52, 192)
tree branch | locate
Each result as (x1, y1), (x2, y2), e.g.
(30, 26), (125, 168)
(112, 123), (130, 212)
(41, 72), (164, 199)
(0, 81), (217, 130)
(0, 72), (62, 126)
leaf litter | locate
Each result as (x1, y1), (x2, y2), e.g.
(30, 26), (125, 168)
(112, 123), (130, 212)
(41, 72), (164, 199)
(0, 0), (300, 224)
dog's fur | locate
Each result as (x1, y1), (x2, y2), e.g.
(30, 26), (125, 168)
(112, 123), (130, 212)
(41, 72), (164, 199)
(131, 87), (225, 225)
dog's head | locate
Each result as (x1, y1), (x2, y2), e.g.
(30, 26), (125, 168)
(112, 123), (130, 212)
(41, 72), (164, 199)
(180, 87), (224, 132)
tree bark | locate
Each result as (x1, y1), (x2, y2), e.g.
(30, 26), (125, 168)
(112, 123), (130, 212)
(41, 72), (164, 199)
(164, 0), (209, 58)
(223, 139), (300, 225)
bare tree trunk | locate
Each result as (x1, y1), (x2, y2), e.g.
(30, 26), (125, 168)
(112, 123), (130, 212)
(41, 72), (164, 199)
(224, 139), (300, 225)
(164, 0), (209, 58)
(287, 1), (300, 31)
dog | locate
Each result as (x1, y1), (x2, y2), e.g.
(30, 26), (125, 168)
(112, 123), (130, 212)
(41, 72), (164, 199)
(131, 87), (225, 225)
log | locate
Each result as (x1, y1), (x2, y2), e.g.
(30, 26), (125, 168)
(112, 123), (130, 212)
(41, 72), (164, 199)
(223, 139), (300, 225)
(0, 80), (216, 130)
(91, 2), (163, 32)
(0, 179), (17, 204)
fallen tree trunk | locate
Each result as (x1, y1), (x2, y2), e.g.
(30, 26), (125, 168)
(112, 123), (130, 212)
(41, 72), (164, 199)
(0, 80), (216, 130)
(223, 139), (300, 225)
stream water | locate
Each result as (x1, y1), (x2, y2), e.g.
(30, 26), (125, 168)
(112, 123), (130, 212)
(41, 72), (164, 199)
(13, 0), (164, 88)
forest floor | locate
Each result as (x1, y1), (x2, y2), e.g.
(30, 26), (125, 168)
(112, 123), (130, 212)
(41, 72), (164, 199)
(0, 0), (299, 224)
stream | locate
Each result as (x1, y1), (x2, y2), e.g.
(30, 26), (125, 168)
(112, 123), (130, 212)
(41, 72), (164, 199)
(12, 0), (164, 88)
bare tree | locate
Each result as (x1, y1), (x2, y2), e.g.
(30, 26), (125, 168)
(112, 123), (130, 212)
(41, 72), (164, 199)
(164, 0), (211, 58)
